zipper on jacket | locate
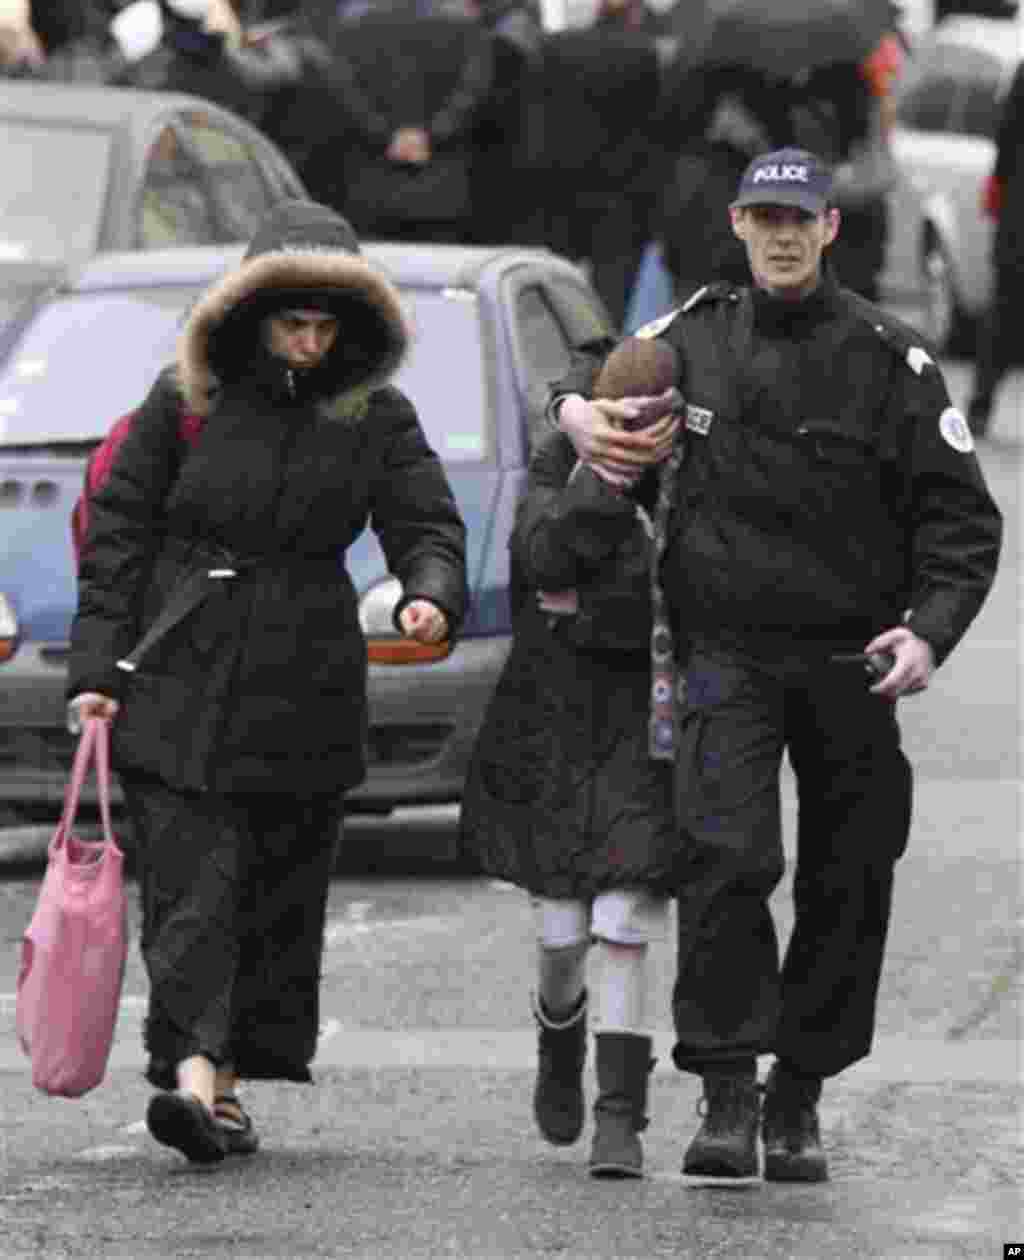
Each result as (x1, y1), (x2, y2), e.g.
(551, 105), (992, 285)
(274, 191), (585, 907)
(200, 406), (307, 791)
(286, 367), (296, 397)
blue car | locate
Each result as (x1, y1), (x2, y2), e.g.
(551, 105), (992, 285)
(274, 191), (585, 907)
(0, 241), (614, 848)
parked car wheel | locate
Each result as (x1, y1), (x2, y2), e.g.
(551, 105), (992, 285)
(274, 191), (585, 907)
(921, 229), (975, 355)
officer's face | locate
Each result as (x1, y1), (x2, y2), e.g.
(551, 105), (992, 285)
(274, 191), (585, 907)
(730, 204), (840, 299)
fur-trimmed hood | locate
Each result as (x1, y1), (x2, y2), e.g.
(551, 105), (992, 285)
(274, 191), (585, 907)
(176, 201), (411, 417)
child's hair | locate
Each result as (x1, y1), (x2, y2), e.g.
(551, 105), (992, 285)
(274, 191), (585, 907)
(593, 336), (680, 400)
(593, 336), (682, 432)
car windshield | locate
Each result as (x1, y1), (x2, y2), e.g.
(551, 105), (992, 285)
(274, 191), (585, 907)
(0, 121), (112, 262)
(0, 284), (490, 459)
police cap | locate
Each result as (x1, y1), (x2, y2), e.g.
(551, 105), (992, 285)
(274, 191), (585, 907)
(732, 148), (834, 215)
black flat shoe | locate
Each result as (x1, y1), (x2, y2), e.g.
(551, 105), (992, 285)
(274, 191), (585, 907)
(146, 1091), (228, 1164)
(213, 1094), (260, 1156)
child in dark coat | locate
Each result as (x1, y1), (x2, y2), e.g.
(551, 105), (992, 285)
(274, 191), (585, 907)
(460, 336), (684, 1179)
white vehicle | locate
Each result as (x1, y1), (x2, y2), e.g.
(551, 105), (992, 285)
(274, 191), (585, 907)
(880, 15), (1024, 350)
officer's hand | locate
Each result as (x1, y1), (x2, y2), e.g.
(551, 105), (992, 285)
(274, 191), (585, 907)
(387, 128), (430, 164)
(559, 395), (680, 481)
(399, 599), (448, 644)
(863, 628), (935, 700)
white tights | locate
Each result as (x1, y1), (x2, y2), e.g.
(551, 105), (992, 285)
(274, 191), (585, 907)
(533, 890), (668, 1035)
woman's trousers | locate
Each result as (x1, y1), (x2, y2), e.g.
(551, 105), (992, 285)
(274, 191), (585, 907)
(120, 772), (343, 1090)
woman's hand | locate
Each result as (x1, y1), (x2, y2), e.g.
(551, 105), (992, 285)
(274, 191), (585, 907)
(66, 692), (120, 735)
(398, 599), (448, 644)
(558, 395), (681, 484)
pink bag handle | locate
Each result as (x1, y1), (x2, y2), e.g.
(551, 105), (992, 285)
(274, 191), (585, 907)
(53, 718), (118, 855)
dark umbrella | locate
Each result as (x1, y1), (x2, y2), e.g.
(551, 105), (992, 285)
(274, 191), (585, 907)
(669, 0), (891, 80)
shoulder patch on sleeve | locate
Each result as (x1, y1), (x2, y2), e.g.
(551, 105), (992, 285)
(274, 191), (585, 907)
(634, 308), (683, 339)
(939, 406), (975, 453)
(863, 310), (938, 375)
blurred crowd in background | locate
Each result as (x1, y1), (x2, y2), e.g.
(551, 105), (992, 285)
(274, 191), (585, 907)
(0, 0), (1008, 329)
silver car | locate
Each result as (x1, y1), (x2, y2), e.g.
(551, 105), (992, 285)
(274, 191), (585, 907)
(0, 81), (308, 327)
(881, 15), (1024, 351)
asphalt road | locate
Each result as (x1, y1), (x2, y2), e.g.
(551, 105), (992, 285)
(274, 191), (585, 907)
(0, 353), (1019, 1259)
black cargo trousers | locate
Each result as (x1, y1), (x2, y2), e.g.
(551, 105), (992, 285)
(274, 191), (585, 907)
(670, 634), (913, 1080)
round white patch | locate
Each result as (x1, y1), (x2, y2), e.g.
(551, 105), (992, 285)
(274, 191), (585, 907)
(939, 407), (974, 453)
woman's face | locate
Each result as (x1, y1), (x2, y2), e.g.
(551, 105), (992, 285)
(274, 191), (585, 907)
(263, 309), (340, 370)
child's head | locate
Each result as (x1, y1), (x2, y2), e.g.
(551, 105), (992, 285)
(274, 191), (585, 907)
(594, 336), (680, 400)
(593, 336), (682, 432)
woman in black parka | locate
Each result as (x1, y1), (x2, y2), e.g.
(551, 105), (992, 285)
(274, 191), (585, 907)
(67, 200), (467, 1165)
(460, 341), (685, 1179)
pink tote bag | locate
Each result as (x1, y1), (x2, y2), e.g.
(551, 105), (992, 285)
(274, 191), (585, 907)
(16, 718), (128, 1097)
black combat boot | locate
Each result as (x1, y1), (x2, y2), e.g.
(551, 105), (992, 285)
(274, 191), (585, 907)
(760, 1062), (828, 1183)
(531, 990), (587, 1145)
(681, 1065), (760, 1179)
(588, 1032), (655, 1179)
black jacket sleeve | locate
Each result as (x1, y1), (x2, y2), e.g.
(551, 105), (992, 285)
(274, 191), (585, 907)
(896, 359), (1003, 666)
(367, 387), (469, 636)
(67, 369), (186, 702)
(327, 49), (395, 149)
(513, 430), (642, 592)
(429, 33), (494, 146)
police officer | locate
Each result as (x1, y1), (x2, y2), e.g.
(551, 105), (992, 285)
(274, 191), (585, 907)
(546, 147), (1003, 1183)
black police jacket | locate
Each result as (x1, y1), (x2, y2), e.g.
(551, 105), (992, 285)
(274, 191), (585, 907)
(551, 273), (1003, 666)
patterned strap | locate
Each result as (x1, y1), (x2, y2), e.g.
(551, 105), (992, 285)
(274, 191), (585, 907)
(648, 437), (687, 761)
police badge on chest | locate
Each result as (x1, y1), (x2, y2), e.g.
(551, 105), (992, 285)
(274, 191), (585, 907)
(685, 404), (714, 436)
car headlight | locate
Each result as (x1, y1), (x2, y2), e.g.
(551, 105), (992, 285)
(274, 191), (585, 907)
(0, 592), (18, 662)
(358, 577), (450, 665)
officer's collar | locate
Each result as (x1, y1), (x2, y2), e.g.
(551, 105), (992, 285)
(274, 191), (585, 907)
(751, 265), (842, 333)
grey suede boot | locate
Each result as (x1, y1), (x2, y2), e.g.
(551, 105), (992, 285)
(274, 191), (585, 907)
(532, 990), (587, 1145)
(588, 1032), (655, 1179)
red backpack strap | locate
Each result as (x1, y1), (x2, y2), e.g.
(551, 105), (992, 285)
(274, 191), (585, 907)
(71, 412), (138, 564)
(72, 405), (204, 569)
(87, 412), (138, 496)
(70, 493), (89, 562)
(179, 411), (203, 444)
